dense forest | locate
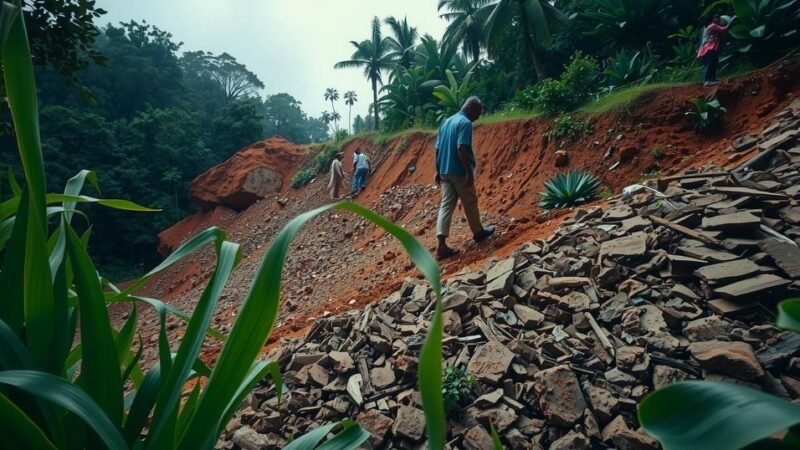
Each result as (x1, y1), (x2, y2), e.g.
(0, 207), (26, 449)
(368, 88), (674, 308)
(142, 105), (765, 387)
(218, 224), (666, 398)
(335, 0), (799, 131)
(1, 3), (330, 278)
(2, 0), (798, 278)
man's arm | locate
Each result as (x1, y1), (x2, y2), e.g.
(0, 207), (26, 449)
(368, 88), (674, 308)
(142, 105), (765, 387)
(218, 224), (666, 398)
(457, 145), (474, 187)
(435, 144), (441, 184)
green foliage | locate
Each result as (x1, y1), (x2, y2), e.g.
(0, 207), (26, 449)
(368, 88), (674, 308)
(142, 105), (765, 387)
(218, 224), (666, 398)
(539, 170), (601, 210)
(433, 68), (474, 120)
(639, 298), (800, 449)
(312, 142), (343, 173)
(704, 0), (800, 63)
(686, 95), (727, 132)
(650, 146), (665, 159)
(598, 186), (613, 199)
(212, 98), (264, 156)
(263, 93), (329, 144)
(582, 0), (685, 52)
(441, 365), (475, 418)
(543, 114), (593, 140)
(516, 52), (599, 114)
(603, 48), (657, 89)
(0, 10), (447, 448)
(291, 168), (317, 189)
(379, 65), (440, 132)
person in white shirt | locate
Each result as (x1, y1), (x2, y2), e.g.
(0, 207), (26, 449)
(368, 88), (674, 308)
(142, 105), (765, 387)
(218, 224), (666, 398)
(350, 148), (371, 198)
(328, 152), (345, 199)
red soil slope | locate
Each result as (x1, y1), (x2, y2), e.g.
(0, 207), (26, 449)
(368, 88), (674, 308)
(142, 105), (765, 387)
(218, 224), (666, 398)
(134, 61), (799, 365)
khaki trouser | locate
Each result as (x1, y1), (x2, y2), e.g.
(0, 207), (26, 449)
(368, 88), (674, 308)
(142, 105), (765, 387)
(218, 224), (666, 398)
(436, 174), (483, 238)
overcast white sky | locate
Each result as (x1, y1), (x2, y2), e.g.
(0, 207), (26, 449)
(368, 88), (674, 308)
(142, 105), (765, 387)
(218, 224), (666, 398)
(96, 0), (447, 125)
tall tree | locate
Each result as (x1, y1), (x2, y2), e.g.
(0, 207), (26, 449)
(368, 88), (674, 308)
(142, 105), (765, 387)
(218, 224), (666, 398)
(385, 16), (419, 69)
(181, 51), (264, 102)
(324, 88), (340, 133)
(343, 90), (358, 133)
(263, 93), (311, 143)
(438, 0), (493, 63)
(334, 16), (395, 130)
(321, 111), (333, 134)
(484, 0), (569, 81)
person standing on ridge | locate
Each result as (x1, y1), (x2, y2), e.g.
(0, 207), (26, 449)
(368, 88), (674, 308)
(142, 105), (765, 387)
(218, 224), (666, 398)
(328, 152), (345, 199)
(434, 96), (495, 260)
(350, 148), (371, 198)
(697, 13), (737, 87)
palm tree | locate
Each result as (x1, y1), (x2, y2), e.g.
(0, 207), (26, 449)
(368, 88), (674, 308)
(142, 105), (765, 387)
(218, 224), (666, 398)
(483, 0), (569, 81)
(331, 111), (342, 136)
(343, 90), (358, 133)
(438, 0), (493, 64)
(324, 88), (340, 133)
(385, 16), (419, 69)
(334, 16), (395, 130)
(320, 111), (333, 135)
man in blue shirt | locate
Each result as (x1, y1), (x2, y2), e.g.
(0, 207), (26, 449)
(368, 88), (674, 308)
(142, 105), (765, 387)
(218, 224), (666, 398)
(350, 148), (371, 198)
(434, 97), (495, 259)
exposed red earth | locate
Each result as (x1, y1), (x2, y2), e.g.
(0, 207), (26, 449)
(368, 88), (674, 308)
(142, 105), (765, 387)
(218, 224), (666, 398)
(123, 61), (799, 367)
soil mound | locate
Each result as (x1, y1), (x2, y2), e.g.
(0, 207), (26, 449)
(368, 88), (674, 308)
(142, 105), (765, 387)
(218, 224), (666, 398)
(188, 136), (310, 211)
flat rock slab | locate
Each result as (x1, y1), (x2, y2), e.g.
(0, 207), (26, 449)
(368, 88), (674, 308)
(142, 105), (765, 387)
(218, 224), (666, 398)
(678, 246), (739, 263)
(713, 274), (790, 299)
(534, 365), (587, 427)
(756, 332), (800, 370)
(392, 406), (426, 441)
(601, 232), (647, 259)
(468, 341), (514, 383)
(513, 304), (544, 328)
(759, 129), (798, 151)
(701, 211), (761, 231)
(713, 186), (789, 200)
(695, 259), (761, 284)
(621, 216), (651, 232)
(688, 340), (764, 380)
(761, 240), (800, 279)
(707, 298), (758, 316)
(357, 410), (394, 448)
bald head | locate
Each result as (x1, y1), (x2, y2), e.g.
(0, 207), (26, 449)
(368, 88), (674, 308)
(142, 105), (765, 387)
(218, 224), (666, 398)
(461, 96), (483, 122)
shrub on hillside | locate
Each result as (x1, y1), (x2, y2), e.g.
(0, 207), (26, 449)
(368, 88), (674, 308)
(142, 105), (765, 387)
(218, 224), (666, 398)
(515, 52), (600, 114)
(543, 114), (593, 140)
(539, 170), (601, 210)
(603, 48), (657, 89)
(313, 142), (342, 173)
(291, 168), (317, 188)
(686, 95), (727, 132)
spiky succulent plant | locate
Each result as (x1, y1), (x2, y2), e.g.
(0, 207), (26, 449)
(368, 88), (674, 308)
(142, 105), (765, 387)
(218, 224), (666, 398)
(539, 170), (601, 210)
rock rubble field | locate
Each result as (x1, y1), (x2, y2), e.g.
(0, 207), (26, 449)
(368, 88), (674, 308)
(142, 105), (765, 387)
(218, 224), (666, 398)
(216, 99), (800, 449)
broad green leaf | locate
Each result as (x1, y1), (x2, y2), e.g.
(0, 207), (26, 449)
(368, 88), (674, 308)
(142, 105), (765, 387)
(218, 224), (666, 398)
(777, 298), (800, 333)
(177, 202), (442, 450)
(213, 360), (282, 441)
(146, 240), (241, 448)
(316, 420), (370, 450)
(0, 188), (28, 334)
(66, 226), (123, 427)
(123, 363), (162, 445)
(750, 25), (766, 38)
(639, 381), (800, 450)
(0, 370), (127, 450)
(0, 391), (56, 450)
(2, 0), (47, 218)
(490, 422), (504, 449)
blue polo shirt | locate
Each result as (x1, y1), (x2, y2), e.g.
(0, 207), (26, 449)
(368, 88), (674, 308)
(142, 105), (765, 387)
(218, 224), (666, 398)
(435, 111), (475, 177)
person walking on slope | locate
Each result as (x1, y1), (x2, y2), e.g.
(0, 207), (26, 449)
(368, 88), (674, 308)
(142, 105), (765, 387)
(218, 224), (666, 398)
(329, 152), (345, 199)
(350, 148), (371, 198)
(697, 13), (737, 87)
(434, 96), (495, 260)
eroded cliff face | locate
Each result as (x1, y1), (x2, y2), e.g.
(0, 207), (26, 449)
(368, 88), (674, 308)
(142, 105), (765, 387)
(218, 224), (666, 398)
(188, 136), (310, 211)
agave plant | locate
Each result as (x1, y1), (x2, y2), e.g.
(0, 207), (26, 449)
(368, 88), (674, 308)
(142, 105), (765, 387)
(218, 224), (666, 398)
(603, 48), (657, 89)
(539, 170), (601, 210)
(685, 95), (727, 132)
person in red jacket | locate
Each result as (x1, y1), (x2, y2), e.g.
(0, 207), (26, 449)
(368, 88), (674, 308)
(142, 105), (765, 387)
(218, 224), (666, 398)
(697, 13), (737, 86)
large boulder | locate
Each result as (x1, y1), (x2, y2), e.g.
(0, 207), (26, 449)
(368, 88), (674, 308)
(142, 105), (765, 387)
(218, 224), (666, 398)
(189, 137), (309, 210)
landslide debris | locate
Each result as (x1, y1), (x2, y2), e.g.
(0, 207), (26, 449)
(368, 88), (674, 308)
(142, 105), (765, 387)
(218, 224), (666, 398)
(217, 99), (800, 449)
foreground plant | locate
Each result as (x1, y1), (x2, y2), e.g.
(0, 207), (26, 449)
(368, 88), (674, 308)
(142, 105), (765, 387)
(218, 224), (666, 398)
(442, 365), (475, 418)
(539, 170), (601, 210)
(638, 298), (800, 449)
(0, 3), (449, 448)
(686, 95), (727, 132)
